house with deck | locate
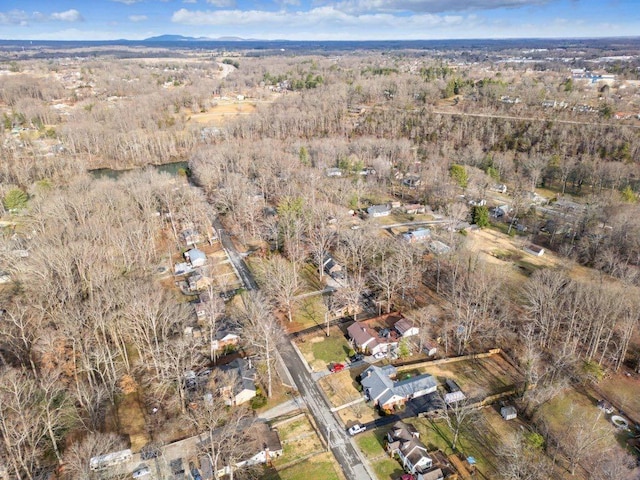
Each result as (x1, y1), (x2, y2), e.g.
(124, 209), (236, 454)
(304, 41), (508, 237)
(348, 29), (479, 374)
(360, 365), (437, 411)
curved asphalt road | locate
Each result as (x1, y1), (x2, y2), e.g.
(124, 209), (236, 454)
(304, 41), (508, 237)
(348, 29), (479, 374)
(212, 217), (375, 480)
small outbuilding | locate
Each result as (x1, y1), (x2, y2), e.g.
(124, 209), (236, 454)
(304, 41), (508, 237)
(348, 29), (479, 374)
(501, 405), (517, 420)
(524, 245), (545, 257)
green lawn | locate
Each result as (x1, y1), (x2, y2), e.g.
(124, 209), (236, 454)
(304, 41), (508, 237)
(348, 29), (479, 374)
(372, 458), (405, 480)
(264, 453), (342, 480)
(311, 334), (352, 364)
(355, 429), (388, 457)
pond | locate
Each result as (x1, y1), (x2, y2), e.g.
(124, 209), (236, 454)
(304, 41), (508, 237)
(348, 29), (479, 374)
(89, 161), (189, 179)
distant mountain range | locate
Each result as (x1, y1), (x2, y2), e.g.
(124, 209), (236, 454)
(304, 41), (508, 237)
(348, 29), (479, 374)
(144, 34), (253, 42)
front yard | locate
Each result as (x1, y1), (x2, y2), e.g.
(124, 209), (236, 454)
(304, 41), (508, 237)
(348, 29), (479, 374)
(296, 326), (352, 371)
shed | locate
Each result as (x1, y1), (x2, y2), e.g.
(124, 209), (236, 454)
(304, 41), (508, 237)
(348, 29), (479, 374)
(501, 405), (517, 420)
(524, 245), (545, 257)
(444, 391), (466, 404)
(423, 341), (437, 357)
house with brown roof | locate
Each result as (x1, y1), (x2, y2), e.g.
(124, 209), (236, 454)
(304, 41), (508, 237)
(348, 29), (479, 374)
(347, 322), (398, 356)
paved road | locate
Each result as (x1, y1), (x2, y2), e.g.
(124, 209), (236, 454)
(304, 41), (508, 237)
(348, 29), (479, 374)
(279, 340), (374, 480)
(212, 216), (375, 480)
(212, 217), (258, 290)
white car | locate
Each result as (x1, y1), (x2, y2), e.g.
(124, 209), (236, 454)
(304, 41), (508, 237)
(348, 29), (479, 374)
(373, 352), (386, 360)
(348, 424), (366, 436)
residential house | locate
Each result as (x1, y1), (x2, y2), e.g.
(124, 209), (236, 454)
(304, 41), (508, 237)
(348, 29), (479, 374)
(188, 273), (213, 292)
(211, 330), (240, 353)
(322, 254), (344, 277)
(386, 421), (434, 476)
(360, 365), (437, 411)
(394, 318), (419, 338)
(403, 204), (426, 215)
(347, 322), (398, 356)
(185, 248), (207, 267)
(219, 358), (257, 406)
(367, 204), (392, 218)
(180, 228), (203, 247)
(501, 405), (517, 420)
(215, 423), (283, 478)
(402, 228), (431, 244)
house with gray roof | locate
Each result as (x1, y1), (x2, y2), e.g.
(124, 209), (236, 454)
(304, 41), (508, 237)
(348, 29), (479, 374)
(386, 421), (437, 477)
(219, 358), (256, 406)
(360, 365), (437, 411)
(367, 204), (392, 218)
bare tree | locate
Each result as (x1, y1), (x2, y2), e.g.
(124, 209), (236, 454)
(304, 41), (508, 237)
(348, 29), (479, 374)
(495, 432), (550, 480)
(236, 292), (282, 397)
(257, 256), (301, 323)
(61, 432), (128, 480)
(439, 397), (475, 451)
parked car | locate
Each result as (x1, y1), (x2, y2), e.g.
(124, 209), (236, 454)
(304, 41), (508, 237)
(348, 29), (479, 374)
(348, 424), (366, 436)
(350, 353), (364, 362)
(373, 352), (386, 360)
(330, 363), (345, 373)
(132, 466), (151, 478)
(189, 461), (202, 480)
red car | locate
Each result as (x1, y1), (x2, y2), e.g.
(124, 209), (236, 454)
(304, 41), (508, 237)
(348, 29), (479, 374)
(330, 363), (345, 373)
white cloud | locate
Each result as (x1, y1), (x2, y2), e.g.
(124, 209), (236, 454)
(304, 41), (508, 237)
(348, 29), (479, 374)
(50, 9), (84, 22)
(112, 0), (143, 4)
(326, 0), (551, 14)
(171, 6), (466, 38)
(129, 14), (148, 22)
(0, 8), (83, 25)
(183, 0), (198, 3)
(206, 0), (237, 6)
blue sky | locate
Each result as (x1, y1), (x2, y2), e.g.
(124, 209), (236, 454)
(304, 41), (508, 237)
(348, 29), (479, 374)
(0, 0), (638, 41)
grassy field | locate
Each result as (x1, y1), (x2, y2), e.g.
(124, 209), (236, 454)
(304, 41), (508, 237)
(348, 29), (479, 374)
(265, 452), (344, 480)
(296, 326), (352, 371)
(273, 415), (324, 464)
(408, 354), (523, 399)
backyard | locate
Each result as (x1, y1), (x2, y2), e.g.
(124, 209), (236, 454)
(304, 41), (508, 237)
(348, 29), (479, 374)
(402, 353), (523, 400)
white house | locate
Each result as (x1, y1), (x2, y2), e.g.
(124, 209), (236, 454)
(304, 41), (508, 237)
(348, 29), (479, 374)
(360, 365), (437, 411)
(386, 422), (434, 475)
(367, 204), (392, 217)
